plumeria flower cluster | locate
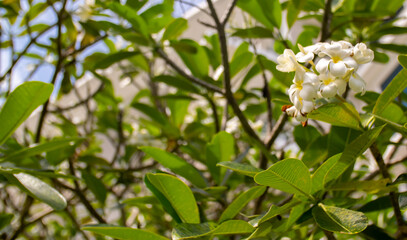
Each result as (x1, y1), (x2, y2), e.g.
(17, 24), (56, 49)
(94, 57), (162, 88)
(276, 41), (374, 122)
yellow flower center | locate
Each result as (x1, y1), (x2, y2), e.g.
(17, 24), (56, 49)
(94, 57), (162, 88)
(332, 56), (341, 63)
(323, 78), (334, 85)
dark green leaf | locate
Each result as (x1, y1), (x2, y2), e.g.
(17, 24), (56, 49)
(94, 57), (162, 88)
(0, 213), (13, 231)
(93, 51), (140, 69)
(107, 2), (148, 36)
(249, 199), (301, 227)
(83, 225), (168, 240)
(81, 170), (107, 205)
(232, 27), (274, 38)
(152, 75), (200, 94)
(162, 18), (188, 41)
(293, 125), (321, 150)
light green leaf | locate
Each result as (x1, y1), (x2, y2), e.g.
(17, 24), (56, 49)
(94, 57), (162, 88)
(312, 203), (368, 234)
(121, 196), (159, 206)
(172, 220), (254, 240)
(329, 179), (391, 192)
(0, 81), (53, 145)
(83, 225), (168, 240)
(140, 147), (207, 188)
(107, 2), (148, 36)
(162, 18), (188, 41)
(324, 125), (385, 186)
(373, 68), (407, 115)
(8, 173), (66, 210)
(254, 158), (312, 199)
(258, 0), (282, 28)
(81, 170), (107, 205)
(146, 173), (200, 223)
(206, 131), (235, 184)
(232, 27), (274, 38)
(171, 39), (209, 78)
(0, 213), (13, 231)
(399, 54), (407, 68)
(1, 138), (82, 163)
(153, 75), (200, 94)
(237, 0), (273, 29)
(216, 161), (261, 177)
(219, 186), (266, 223)
(307, 102), (362, 130)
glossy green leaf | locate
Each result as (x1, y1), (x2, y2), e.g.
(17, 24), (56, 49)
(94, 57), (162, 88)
(216, 161), (261, 177)
(249, 199), (301, 227)
(254, 158), (312, 198)
(302, 135), (328, 168)
(93, 51), (140, 69)
(140, 147), (207, 188)
(329, 179), (391, 192)
(307, 102), (362, 130)
(9, 173), (66, 210)
(324, 125), (384, 186)
(0, 81), (53, 145)
(172, 220), (254, 240)
(171, 39), (209, 78)
(1, 138), (82, 163)
(312, 203), (368, 234)
(81, 170), (107, 205)
(237, 0), (273, 29)
(373, 68), (407, 115)
(121, 196), (159, 206)
(83, 225), (168, 240)
(219, 186), (266, 223)
(206, 131), (235, 184)
(399, 54), (407, 68)
(162, 18), (187, 41)
(146, 173), (200, 223)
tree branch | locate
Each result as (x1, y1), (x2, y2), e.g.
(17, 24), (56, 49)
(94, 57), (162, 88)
(320, 0), (333, 42)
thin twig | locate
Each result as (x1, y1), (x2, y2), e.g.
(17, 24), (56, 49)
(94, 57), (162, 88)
(320, 0), (333, 42)
(220, 0), (238, 26)
(206, 95), (220, 133)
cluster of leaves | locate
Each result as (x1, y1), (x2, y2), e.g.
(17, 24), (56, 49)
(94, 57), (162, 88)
(1, 0), (407, 239)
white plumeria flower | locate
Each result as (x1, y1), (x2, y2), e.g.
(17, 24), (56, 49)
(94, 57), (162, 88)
(349, 73), (366, 95)
(317, 41), (357, 77)
(353, 43), (374, 64)
(276, 49), (298, 72)
(295, 43), (325, 63)
(319, 72), (347, 98)
(285, 105), (308, 122)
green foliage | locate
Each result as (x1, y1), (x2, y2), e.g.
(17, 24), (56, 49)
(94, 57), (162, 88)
(1, 0), (406, 239)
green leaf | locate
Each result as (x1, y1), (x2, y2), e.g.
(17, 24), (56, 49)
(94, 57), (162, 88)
(302, 135), (328, 168)
(249, 199), (301, 227)
(93, 51), (140, 69)
(1, 138), (82, 163)
(153, 75), (200, 94)
(0, 213), (13, 231)
(257, 0), (282, 28)
(7, 173), (66, 210)
(146, 173), (200, 223)
(206, 131), (235, 184)
(121, 196), (159, 206)
(237, 0), (273, 29)
(399, 54), (407, 68)
(373, 68), (407, 115)
(83, 225), (168, 240)
(216, 161), (261, 177)
(172, 220), (254, 240)
(81, 170), (107, 205)
(329, 179), (391, 192)
(0, 81), (53, 145)
(307, 102), (362, 130)
(388, 173), (407, 186)
(371, 43), (407, 54)
(312, 203), (368, 234)
(293, 125), (321, 151)
(324, 125), (385, 186)
(311, 154), (341, 195)
(254, 158), (312, 198)
(171, 39), (209, 78)
(232, 27), (274, 38)
(219, 186), (266, 223)
(140, 147), (207, 188)
(144, 175), (182, 223)
(107, 2), (148, 36)
(162, 18), (188, 41)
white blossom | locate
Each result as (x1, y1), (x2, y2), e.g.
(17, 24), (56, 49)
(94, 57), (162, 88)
(276, 49), (298, 72)
(353, 43), (374, 64)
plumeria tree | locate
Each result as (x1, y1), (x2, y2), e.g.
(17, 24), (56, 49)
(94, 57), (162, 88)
(1, 0), (407, 239)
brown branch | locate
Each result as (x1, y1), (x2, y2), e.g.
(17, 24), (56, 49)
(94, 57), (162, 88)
(221, 0), (238, 26)
(265, 113), (288, 149)
(320, 0), (333, 42)
(206, 95), (221, 133)
(155, 47), (224, 94)
(370, 143), (407, 237)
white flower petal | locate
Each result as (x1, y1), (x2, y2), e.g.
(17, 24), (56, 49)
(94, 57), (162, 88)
(349, 74), (366, 94)
(316, 58), (330, 74)
(320, 84), (337, 98)
(330, 61), (347, 77)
